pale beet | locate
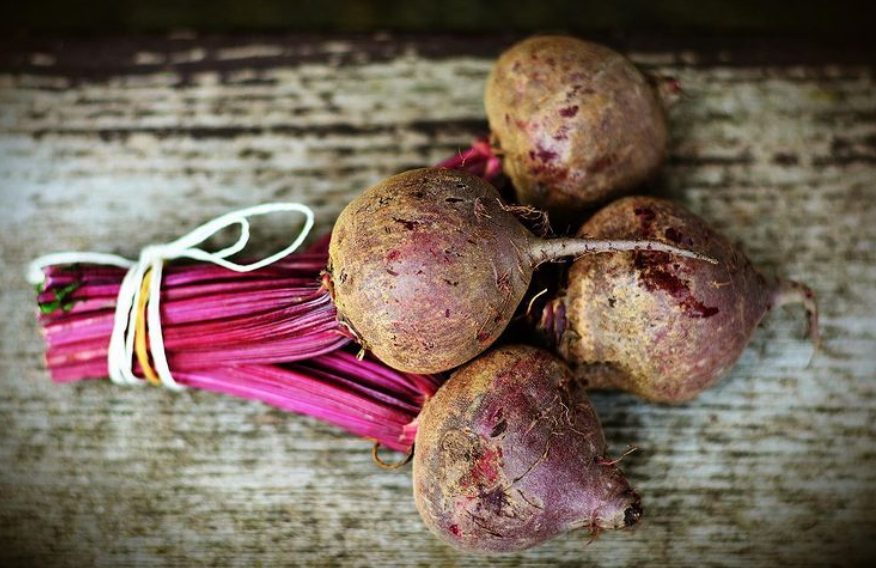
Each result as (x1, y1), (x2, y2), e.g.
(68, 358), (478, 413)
(413, 345), (641, 553)
(485, 36), (674, 227)
(536, 196), (819, 403)
(328, 168), (713, 374)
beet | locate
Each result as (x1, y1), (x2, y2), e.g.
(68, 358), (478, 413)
(485, 36), (675, 227)
(536, 196), (819, 403)
(328, 168), (713, 374)
(413, 345), (641, 553)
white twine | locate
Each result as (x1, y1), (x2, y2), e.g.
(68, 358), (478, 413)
(27, 203), (315, 391)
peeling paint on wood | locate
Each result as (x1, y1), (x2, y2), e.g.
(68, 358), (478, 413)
(1, 35), (875, 567)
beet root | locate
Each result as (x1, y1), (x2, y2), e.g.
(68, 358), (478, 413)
(485, 36), (670, 227)
(328, 168), (714, 374)
(537, 196), (819, 403)
(413, 345), (641, 553)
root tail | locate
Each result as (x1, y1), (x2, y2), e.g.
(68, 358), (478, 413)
(648, 74), (685, 109)
(371, 441), (414, 470)
(772, 279), (821, 364)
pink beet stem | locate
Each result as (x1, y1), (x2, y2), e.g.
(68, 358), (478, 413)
(436, 137), (502, 184)
(34, 238), (437, 452)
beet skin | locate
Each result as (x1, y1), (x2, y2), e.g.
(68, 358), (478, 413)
(413, 345), (641, 553)
(328, 168), (713, 374)
(538, 196), (819, 403)
(485, 36), (670, 227)
(328, 168), (533, 374)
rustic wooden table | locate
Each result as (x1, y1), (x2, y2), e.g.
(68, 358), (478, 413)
(1, 34), (874, 567)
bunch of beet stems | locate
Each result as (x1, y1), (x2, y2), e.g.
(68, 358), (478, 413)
(37, 241), (440, 453)
(35, 144), (497, 454)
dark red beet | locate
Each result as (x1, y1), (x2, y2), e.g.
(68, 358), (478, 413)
(486, 36), (674, 227)
(328, 168), (714, 374)
(413, 345), (641, 553)
(536, 196), (819, 403)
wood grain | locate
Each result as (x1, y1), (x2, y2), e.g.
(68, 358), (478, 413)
(1, 35), (874, 567)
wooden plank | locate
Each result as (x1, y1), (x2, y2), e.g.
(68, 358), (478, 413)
(1, 35), (874, 567)
(3, 1), (876, 36)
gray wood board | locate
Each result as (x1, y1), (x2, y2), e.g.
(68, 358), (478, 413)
(1, 35), (874, 567)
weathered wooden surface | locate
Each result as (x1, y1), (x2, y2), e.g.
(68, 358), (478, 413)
(1, 35), (874, 567)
